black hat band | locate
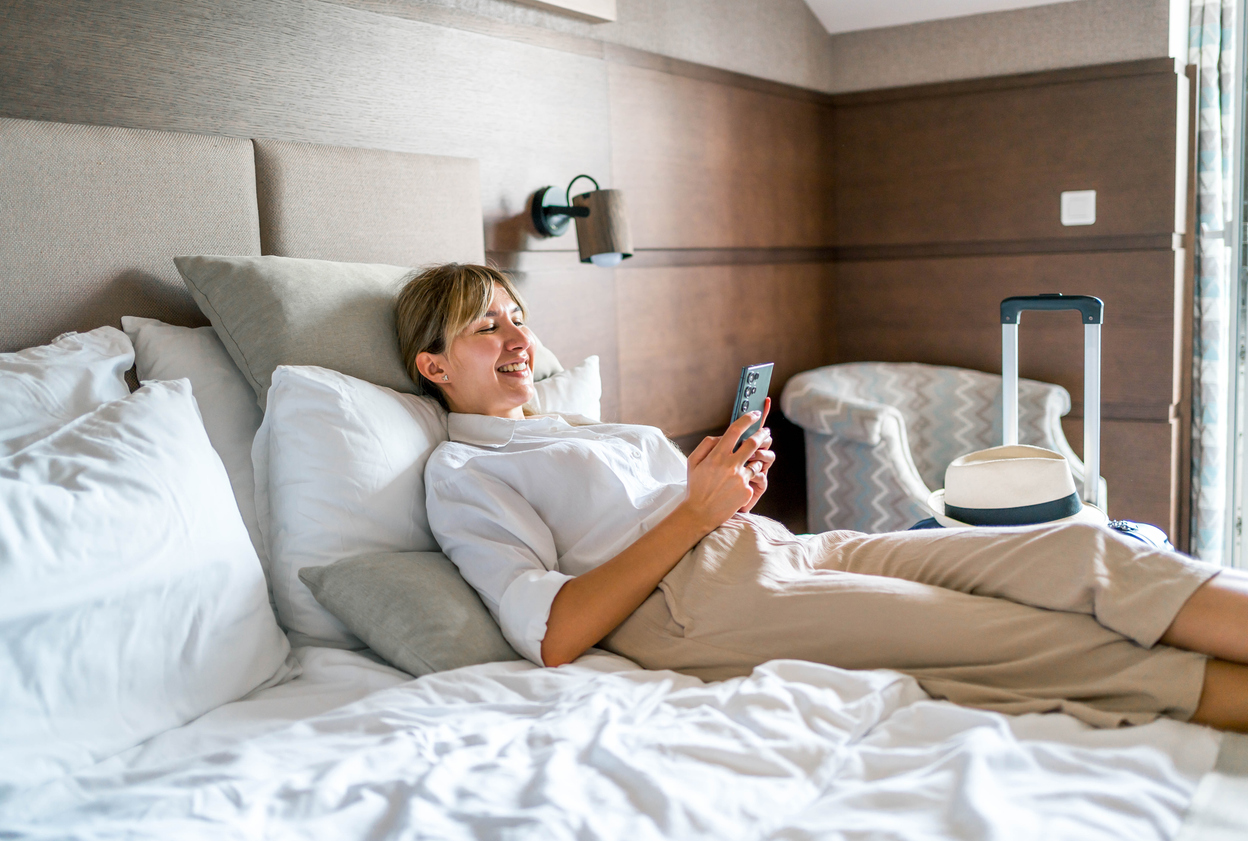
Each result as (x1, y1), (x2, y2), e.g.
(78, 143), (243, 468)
(944, 492), (1082, 527)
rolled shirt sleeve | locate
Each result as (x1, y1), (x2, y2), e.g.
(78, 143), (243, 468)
(426, 467), (573, 664)
(497, 568), (574, 664)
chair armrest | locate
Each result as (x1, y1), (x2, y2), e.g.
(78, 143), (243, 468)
(780, 379), (900, 446)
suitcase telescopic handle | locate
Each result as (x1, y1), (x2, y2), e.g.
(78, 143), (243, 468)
(1000, 294), (1104, 507)
(1000, 294), (1104, 325)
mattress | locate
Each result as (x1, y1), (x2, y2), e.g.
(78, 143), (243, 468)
(5, 646), (1222, 840)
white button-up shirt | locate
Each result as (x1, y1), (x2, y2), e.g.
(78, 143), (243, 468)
(425, 413), (688, 663)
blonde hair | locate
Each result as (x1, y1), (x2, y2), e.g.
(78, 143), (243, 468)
(394, 263), (528, 409)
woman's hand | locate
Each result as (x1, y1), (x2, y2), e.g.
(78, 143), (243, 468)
(739, 397), (774, 514)
(740, 441), (774, 514)
(692, 399), (775, 515)
(681, 402), (769, 532)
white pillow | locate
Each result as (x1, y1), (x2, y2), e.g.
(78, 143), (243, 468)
(0, 326), (133, 455)
(121, 316), (267, 577)
(0, 380), (292, 795)
(254, 365), (448, 648)
(524, 354), (601, 421)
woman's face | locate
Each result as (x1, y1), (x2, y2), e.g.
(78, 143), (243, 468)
(422, 283), (535, 419)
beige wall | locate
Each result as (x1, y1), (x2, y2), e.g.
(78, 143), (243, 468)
(827, 0), (1175, 93)
(341, 0), (1180, 95)
(361, 0), (1181, 95)
(342, 0), (839, 93)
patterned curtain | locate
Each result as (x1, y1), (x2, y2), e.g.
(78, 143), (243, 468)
(1189, 0), (1237, 563)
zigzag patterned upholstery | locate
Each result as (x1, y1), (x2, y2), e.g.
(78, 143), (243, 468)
(781, 362), (1100, 534)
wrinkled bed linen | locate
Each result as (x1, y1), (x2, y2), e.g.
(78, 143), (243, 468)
(3, 650), (1221, 841)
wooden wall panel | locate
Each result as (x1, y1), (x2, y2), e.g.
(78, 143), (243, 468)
(1062, 419), (1174, 526)
(512, 264), (622, 422)
(615, 263), (835, 435)
(835, 251), (1178, 419)
(834, 61), (1182, 247)
(609, 62), (836, 249)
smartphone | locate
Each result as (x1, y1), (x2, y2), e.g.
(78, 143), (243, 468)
(730, 363), (773, 451)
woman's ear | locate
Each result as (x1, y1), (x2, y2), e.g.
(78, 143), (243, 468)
(414, 351), (448, 383)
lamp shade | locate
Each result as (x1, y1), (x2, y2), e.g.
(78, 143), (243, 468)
(571, 189), (633, 265)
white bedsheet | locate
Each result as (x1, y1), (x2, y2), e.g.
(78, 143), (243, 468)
(4, 648), (1221, 840)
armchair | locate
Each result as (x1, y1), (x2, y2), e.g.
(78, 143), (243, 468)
(780, 362), (1104, 534)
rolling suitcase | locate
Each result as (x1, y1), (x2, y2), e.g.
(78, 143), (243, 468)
(912, 294), (1172, 550)
(1000, 294), (1172, 550)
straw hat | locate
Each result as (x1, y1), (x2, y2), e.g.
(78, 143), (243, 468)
(927, 444), (1108, 528)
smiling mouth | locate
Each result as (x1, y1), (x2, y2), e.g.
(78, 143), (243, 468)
(497, 361), (529, 374)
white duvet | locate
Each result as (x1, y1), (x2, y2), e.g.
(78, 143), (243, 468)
(4, 649), (1221, 840)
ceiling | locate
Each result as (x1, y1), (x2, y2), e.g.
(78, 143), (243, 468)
(803, 0), (1085, 34)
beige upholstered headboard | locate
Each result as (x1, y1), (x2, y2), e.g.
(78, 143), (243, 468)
(253, 139), (483, 266)
(0, 118), (258, 352)
(0, 118), (484, 353)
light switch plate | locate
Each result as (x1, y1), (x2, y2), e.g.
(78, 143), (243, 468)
(1061, 190), (1096, 226)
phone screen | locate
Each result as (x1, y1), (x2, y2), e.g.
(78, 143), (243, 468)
(730, 363), (774, 451)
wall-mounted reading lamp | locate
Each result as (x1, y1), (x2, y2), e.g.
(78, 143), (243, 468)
(531, 175), (634, 267)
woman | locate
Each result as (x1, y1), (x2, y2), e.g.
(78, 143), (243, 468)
(397, 263), (1248, 732)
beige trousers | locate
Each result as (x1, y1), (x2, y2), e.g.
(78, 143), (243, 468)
(600, 515), (1220, 727)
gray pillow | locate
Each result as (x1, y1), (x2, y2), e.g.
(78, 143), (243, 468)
(298, 551), (522, 676)
(175, 254), (563, 410)
(175, 255), (416, 409)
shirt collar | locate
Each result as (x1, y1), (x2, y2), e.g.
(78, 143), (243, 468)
(447, 413), (570, 448)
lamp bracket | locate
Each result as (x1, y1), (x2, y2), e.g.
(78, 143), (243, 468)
(532, 185), (590, 237)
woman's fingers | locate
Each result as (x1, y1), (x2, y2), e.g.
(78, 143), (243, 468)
(738, 460), (769, 514)
(747, 466), (767, 490)
(746, 447), (775, 475)
(753, 445), (776, 463)
(687, 435), (719, 467)
(716, 411), (762, 458)
(729, 425), (767, 463)
(716, 399), (772, 460)
(684, 415), (767, 528)
(684, 406), (777, 527)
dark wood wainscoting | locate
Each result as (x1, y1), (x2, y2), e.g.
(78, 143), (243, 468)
(614, 263), (835, 436)
(835, 251), (1179, 422)
(608, 62), (836, 250)
(832, 59), (1184, 247)
(830, 58), (1192, 541)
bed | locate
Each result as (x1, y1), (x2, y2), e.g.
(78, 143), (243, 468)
(1, 115), (1245, 840)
